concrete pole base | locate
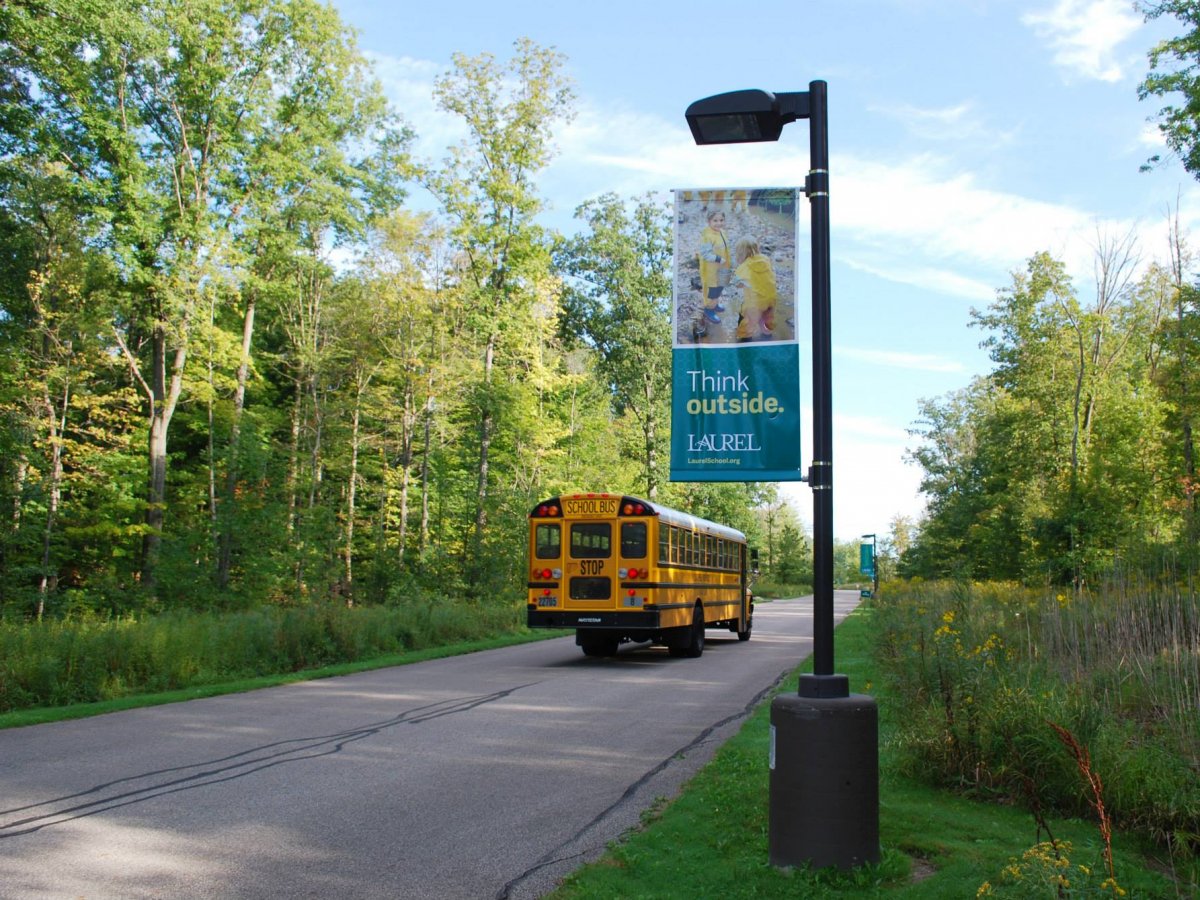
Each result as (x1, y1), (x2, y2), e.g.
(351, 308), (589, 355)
(768, 690), (880, 870)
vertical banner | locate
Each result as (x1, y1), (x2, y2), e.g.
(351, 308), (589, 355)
(860, 542), (875, 577)
(670, 188), (803, 481)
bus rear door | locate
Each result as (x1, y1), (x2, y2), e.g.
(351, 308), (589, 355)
(566, 516), (616, 613)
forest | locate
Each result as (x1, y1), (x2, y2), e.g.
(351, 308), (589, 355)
(2, 0), (1199, 627)
(0, 0), (799, 623)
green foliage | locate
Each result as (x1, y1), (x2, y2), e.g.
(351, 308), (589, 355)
(1141, 1), (1200, 176)
(554, 193), (673, 496)
(906, 248), (1185, 584)
(0, 14), (783, 637)
(872, 579), (1200, 860)
(0, 598), (524, 711)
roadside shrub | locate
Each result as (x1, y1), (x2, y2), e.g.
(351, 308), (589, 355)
(0, 597), (527, 713)
(872, 579), (1200, 861)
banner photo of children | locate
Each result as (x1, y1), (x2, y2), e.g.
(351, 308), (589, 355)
(671, 188), (800, 348)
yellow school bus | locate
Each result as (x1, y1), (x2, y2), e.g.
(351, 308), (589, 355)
(526, 493), (754, 657)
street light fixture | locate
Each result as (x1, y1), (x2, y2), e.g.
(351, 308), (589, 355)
(685, 89), (807, 144)
(686, 82), (879, 871)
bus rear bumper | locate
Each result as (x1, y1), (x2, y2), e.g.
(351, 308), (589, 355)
(526, 608), (661, 630)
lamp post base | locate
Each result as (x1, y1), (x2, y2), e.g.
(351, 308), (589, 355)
(769, 690), (880, 870)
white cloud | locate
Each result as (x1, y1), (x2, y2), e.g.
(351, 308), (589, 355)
(835, 346), (969, 374)
(870, 100), (1013, 145)
(1022, 0), (1143, 83)
(840, 254), (998, 301)
(365, 49), (1169, 305)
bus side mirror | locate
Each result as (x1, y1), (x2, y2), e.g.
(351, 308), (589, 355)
(750, 548), (760, 576)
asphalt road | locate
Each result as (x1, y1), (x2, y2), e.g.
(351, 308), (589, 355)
(0, 591), (863, 899)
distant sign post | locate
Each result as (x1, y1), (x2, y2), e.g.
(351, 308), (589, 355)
(685, 82), (879, 872)
(861, 532), (877, 597)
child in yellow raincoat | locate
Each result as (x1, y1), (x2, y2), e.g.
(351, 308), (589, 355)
(732, 237), (778, 342)
(697, 210), (732, 324)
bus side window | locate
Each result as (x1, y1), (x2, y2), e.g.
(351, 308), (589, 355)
(659, 525), (670, 564)
(535, 523), (561, 559)
(621, 522), (647, 559)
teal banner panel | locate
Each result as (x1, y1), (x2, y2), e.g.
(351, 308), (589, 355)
(670, 343), (802, 481)
(860, 542), (875, 576)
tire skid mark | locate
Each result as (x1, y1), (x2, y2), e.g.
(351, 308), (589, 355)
(0, 683), (537, 839)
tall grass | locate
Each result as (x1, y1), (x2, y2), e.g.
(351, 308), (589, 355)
(0, 598), (525, 712)
(871, 577), (1200, 863)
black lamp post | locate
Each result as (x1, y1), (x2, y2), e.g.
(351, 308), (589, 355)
(686, 82), (879, 870)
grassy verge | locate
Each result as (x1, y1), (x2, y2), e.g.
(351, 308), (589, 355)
(0, 629), (557, 730)
(547, 605), (1187, 899)
(0, 598), (537, 716)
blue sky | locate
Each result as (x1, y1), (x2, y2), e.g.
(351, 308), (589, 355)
(332, 0), (1195, 540)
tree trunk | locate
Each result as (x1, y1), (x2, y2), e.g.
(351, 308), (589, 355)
(287, 373), (303, 535)
(217, 294), (256, 589)
(642, 370), (658, 500)
(396, 382), (415, 563)
(36, 380), (69, 621)
(343, 387), (362, 605)
(420, 395), (433, 553)
(472, 333), (496, 583)
(11, 454), (27, 533)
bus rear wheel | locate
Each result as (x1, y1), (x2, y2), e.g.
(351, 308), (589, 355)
(580, 634), (619, 657)
(737, 608), (753, 641)
(669, 605), (705, 659)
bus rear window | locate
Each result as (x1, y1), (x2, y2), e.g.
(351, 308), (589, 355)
(535, 523), (561, 559)
(570, 576), (611, 600)
(570, 523), (611, 558)
(620, 522), (647, 559)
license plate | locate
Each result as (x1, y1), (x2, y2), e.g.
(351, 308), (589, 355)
(537, 597), (557, 607)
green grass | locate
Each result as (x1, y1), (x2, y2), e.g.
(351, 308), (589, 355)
(0, 629), (556, 730)
(546, 606), (1189, 899)
(0, 598), (537, 715)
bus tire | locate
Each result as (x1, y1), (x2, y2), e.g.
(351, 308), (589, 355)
(682, 604), (705, 658)
(737, 605), (753, 641)
(580, 635), (618, 657)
